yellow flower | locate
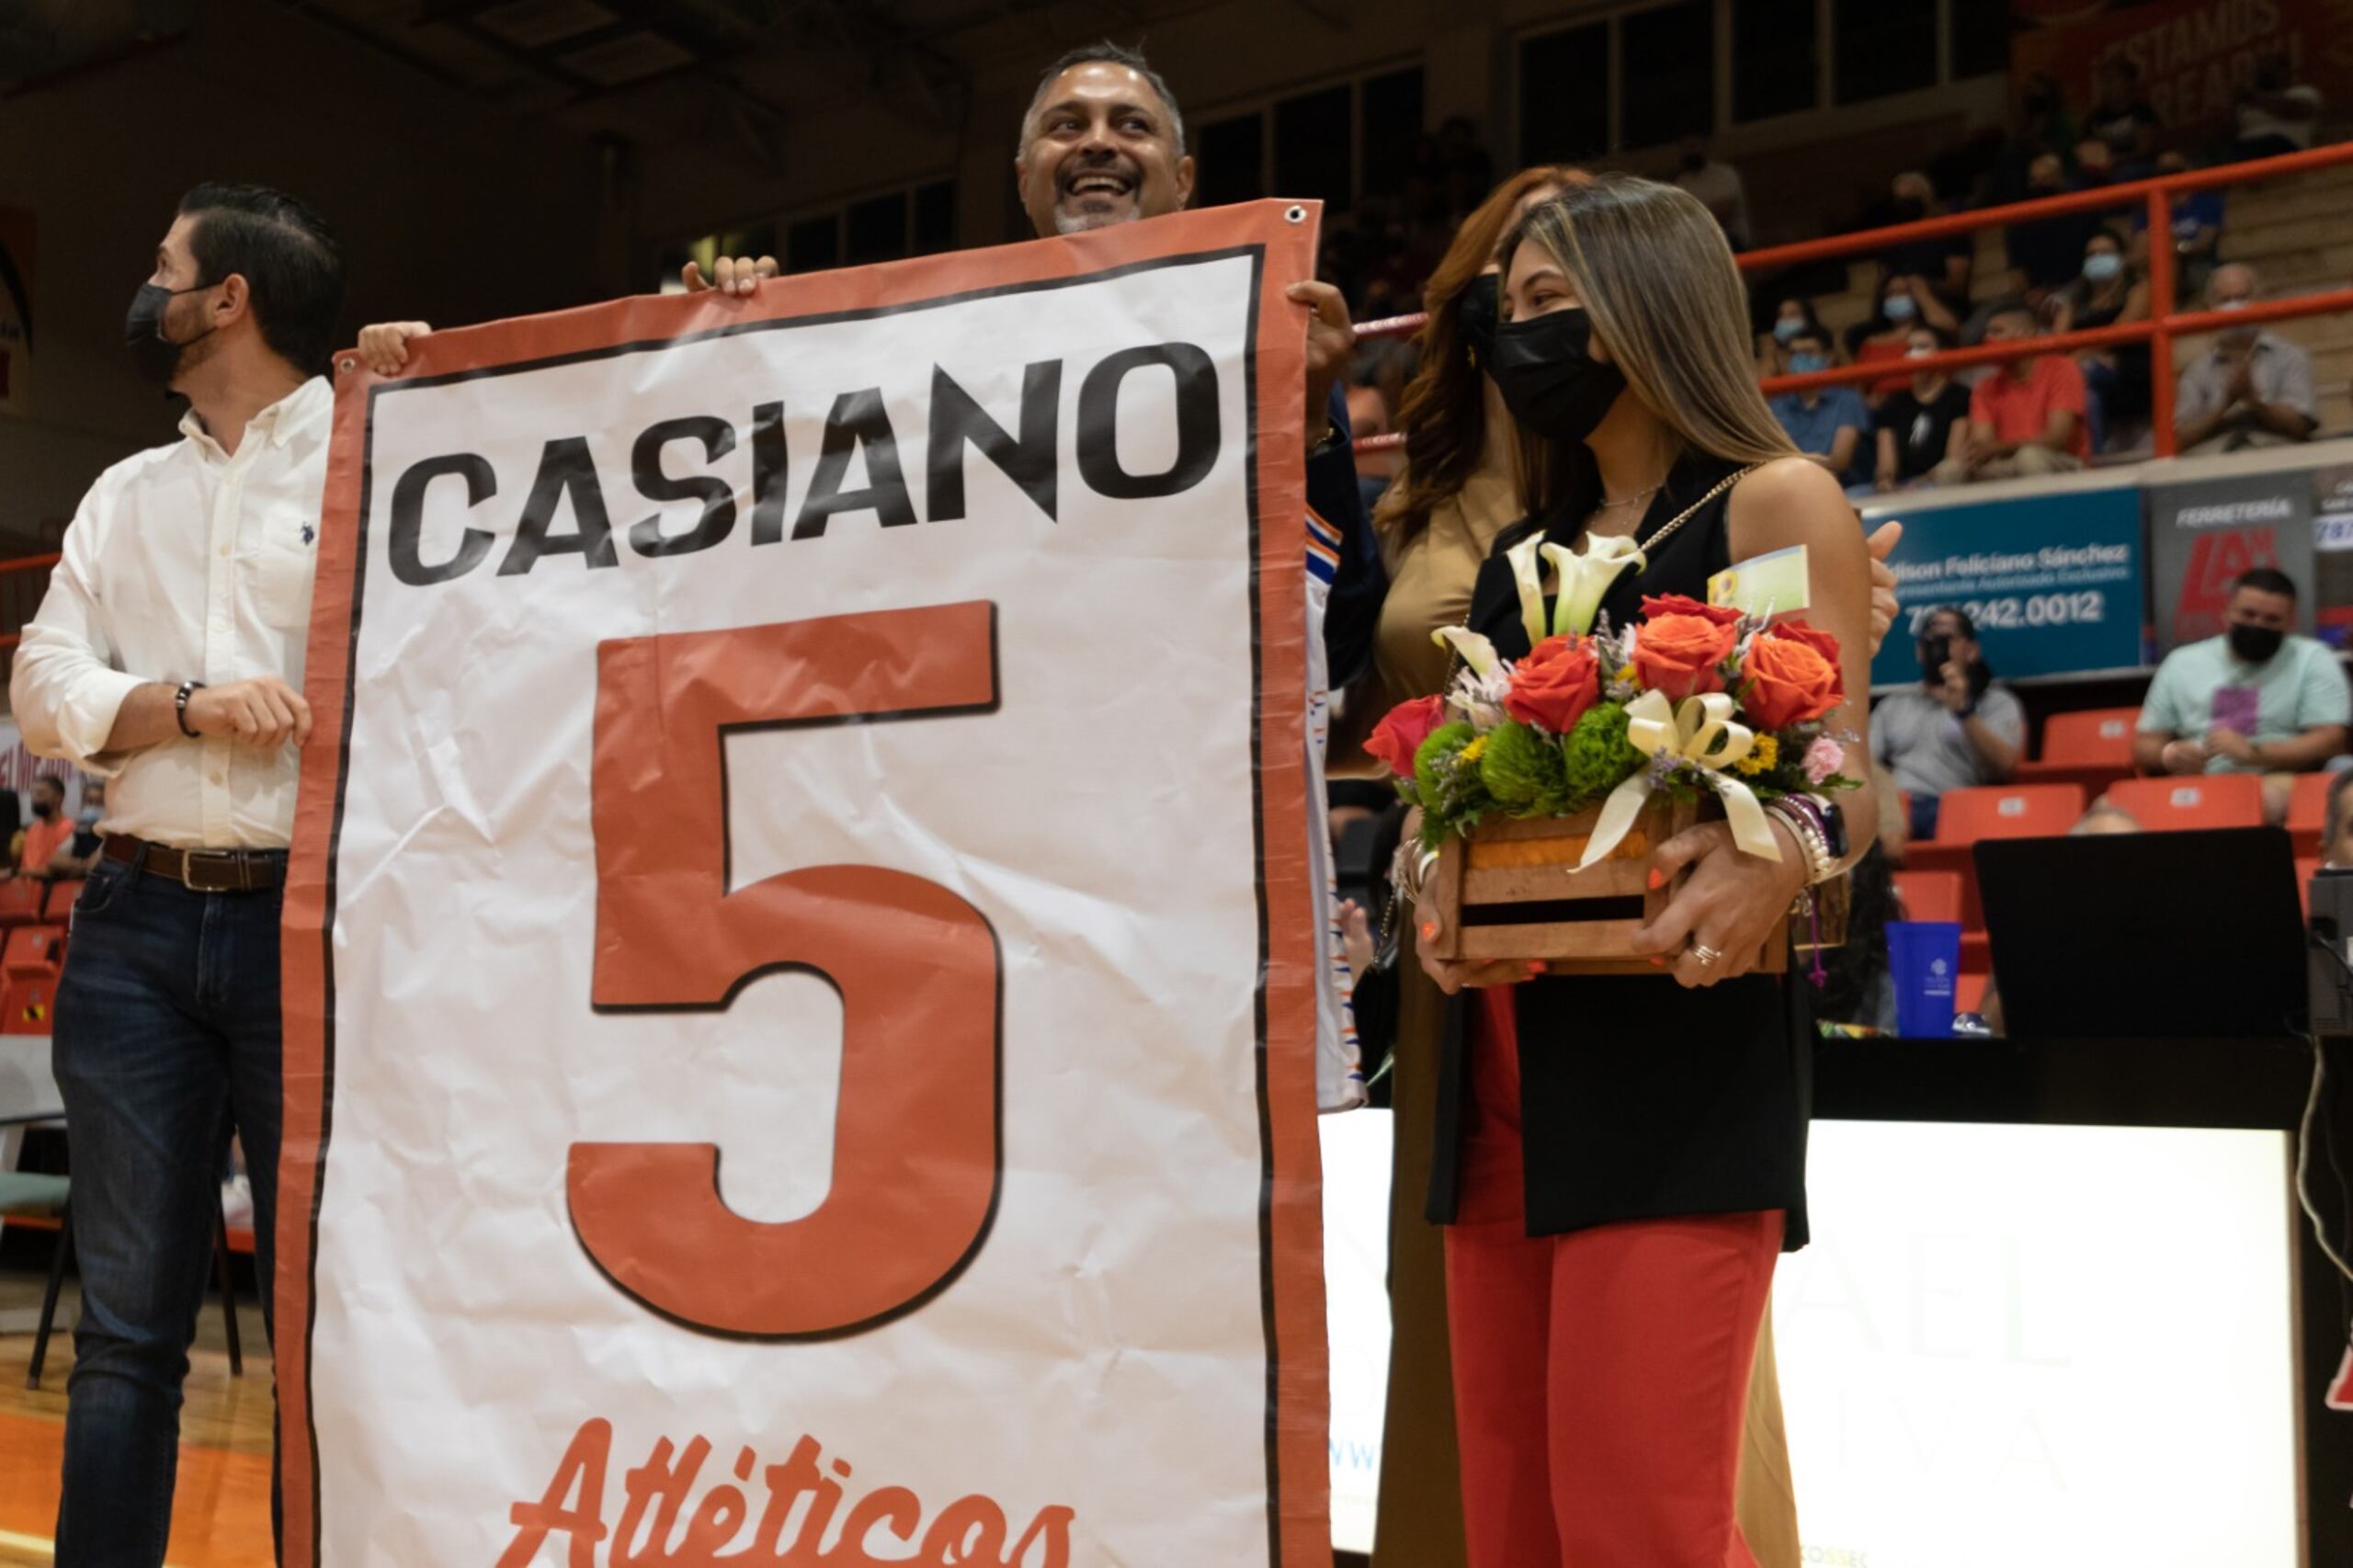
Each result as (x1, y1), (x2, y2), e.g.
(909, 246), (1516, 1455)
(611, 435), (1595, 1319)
(1460, 734), (1490, 765)
(1733, 733), (1779, 776)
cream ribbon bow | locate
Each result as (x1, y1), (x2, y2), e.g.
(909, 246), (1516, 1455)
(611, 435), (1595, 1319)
(1574, 688), (1785, 871)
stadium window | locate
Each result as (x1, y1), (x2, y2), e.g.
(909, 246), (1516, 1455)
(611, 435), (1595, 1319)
(1950, 0), (2009, 81)
(1198, 111), (1267, 209)
(786, 214), (839, 274)
(1274, 84), (1356, 212)
(1518, 22), (1610, 165)
(1731, 0), (1819, 123)
(1834, 0), (1938, 104)
(913, 180), (956, 255)
(1361, 67), (1424, 198)
(845, 192), (909, 266)
(1620, 1), (1714, 150)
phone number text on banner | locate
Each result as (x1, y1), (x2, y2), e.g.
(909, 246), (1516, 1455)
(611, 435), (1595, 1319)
(1863, 486), (2145, 687)
(276, 204), (1332, 1568)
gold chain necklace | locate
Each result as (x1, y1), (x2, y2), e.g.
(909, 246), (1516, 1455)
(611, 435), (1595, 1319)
(1632, 464), (1759, 554)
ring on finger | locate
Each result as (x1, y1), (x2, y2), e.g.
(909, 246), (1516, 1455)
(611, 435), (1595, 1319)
(1690, 943), (1725, 969)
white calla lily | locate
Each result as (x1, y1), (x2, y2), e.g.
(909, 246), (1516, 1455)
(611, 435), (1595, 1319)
(1503, 534), (1550, 650)
(1430, 625), (1503, 678)
(1541, 533), (1647, 639)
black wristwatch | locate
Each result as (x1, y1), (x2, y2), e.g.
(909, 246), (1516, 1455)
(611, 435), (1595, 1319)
(175, 679), (206, 738)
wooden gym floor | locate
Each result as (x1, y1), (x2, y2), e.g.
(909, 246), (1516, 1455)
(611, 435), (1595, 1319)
(0, 1269), (274, 1568)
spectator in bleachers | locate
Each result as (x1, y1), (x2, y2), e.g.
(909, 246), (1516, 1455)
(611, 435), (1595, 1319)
(1347, 383), (1394, 513)
(2173, 263), (2320, 455)
(1936, 302), (2087, 482)
(1768, 324), (1869, 486)
(2135, 566), (2350, 824)
(1846, 274), (1959, 403)
(2082, 59), (2161, 177)
(2052, 228), (2151, 454)
(1872, 608), (2025, 839)
(1994, 73), (2083, 202)
(4, 776), (74, 881)
(2234, 53), (2324, 163)
(1873, 326), (1971, 492)
(47, 778), (106, 879)
(2324, 768), (2353, 871)
(2006, 153), (2100, 304)
(1757, 295), (1829, 376)
(1674, 135), (1751, 251)
(2133, 150), (2223, 299)
(1877, 171), (1972, 316)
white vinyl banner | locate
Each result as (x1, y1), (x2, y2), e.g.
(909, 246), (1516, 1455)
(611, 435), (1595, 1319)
(277, 205), (1331, 1568)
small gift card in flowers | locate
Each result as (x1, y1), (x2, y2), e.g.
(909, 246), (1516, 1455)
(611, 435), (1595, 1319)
(1366, 533), (1859, 870)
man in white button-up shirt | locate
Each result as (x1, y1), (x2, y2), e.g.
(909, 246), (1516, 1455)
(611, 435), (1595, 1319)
(10, 182), (344, 1568)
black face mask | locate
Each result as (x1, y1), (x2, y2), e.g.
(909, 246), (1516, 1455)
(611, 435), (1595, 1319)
(31, 800), (56, 821)
(2229, 622), (2286, 664)
(1680, 152), (1707, 173)
(1892, 198), (1928, 222)
(124, 279), (215, 388)
(1456, 272), (1500, 369)
(1488, 308), (1627, 446)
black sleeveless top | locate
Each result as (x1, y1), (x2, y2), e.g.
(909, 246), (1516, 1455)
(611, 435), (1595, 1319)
(1426, 450), (1813, 1250)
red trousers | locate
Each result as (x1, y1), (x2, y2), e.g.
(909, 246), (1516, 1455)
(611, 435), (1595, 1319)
(1446, 989), (1782, 1568)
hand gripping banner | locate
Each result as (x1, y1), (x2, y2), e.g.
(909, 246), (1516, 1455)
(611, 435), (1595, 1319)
(276, 202), (1330, 1568)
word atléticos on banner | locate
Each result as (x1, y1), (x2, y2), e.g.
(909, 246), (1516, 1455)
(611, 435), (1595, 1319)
(497, 1418), (1077, 1567)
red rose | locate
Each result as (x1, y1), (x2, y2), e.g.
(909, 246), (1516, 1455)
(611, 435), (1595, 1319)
(1641, 593), (1744, 629)
(1739, 619), (1846, 730)
(1366, 695), (1447, 777)
(1632, 612), (1740, 699)
(1504, 635), (1603, 734)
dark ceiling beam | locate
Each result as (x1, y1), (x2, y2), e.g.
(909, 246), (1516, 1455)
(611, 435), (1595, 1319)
(1284, 0), (1352, 29)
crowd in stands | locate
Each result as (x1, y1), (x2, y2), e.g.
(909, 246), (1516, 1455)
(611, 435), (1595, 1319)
(1333, 52), (2346, 513)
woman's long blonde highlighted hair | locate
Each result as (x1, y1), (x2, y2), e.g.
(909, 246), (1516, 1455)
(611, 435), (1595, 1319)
(1498, 175), (1795, 522)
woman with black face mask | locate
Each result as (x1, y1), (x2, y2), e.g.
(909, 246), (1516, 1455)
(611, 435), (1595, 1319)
(1404, 175), (1883, 1568)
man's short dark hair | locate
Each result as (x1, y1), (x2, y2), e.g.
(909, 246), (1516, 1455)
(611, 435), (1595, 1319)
(1986, 301), (2039, 331)
(2234, 566), (2298, 599)
(177, 183), (346, 376)
(2328, 768), (2353, 846)
(1924, 606), (1978, 640)
(1020, 41), (1186, 159)
(31, 777), (62, 799)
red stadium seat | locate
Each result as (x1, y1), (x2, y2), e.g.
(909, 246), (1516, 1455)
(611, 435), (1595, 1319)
(1906, 783), (2086, 933)
(1893, 869), (1963, 923)
(2299, 857), (2321, 917)
(2104, 775), (2267, 832)
(0, 880), (45, 927)
(2018, 707), (2142, 795)
(1929, 783), (2089, 846)
(2, 925), (65, 981)
(0, 976), (56, 1034)
(2287, 772), (2332, 857)
(1955, 971), (1990, 1015)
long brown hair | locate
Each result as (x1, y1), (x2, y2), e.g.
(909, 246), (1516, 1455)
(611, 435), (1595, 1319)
(1499, 175), (1797, 529)
(1379, 165), (1589, 548)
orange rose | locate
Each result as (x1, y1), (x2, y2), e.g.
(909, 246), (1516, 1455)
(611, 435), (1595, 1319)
(1739, 619), (1846, 730)
(1504, 635), (1603, 734)
(1632, 612), (1740, 699)
(1366, 695), (1447, 778)
(1641, 593), (1744, 629)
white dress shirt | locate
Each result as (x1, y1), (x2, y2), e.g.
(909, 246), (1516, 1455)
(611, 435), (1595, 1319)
(11, 377), (330, 849)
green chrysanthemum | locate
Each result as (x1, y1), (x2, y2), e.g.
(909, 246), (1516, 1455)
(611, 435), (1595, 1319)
(1479, 720), (1569, 815)
(1560, 700), (1645, 808)
(1413, 722), (1476, 816)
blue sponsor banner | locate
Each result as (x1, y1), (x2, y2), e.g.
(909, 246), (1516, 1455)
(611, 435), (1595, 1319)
(1864, 486), (2144, 687)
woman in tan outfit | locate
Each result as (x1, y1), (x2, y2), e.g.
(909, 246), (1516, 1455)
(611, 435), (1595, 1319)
(1360, 165), (1894, 1568)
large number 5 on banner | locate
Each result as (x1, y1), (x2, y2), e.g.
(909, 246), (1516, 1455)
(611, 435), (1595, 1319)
(570, 601), (1001, 1336)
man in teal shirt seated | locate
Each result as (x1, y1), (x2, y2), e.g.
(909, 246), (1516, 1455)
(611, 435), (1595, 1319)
(2134, 567), (2350, 822)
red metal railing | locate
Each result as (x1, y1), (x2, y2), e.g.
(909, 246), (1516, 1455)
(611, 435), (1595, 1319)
(1351, 139), (2353, 460)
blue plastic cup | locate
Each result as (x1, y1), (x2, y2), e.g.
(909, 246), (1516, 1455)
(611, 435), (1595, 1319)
(1887, 920), (1963, 1039)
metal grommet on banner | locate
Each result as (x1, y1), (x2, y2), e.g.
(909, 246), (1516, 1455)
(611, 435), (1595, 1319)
(338, 356), (357, 375)
(1284, 205), (1308, 223)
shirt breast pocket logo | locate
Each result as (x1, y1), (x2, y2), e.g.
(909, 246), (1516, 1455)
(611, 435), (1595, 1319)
(253, 518), (319, 629)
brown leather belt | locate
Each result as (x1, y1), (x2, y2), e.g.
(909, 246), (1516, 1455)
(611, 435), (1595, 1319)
(103, 835), (288, 892)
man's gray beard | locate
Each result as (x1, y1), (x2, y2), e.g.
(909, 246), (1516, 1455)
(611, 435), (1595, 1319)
(1054, 208), (1131, 235)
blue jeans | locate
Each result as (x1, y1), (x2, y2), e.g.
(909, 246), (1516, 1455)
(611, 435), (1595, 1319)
(50, 851), (283, 1568)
